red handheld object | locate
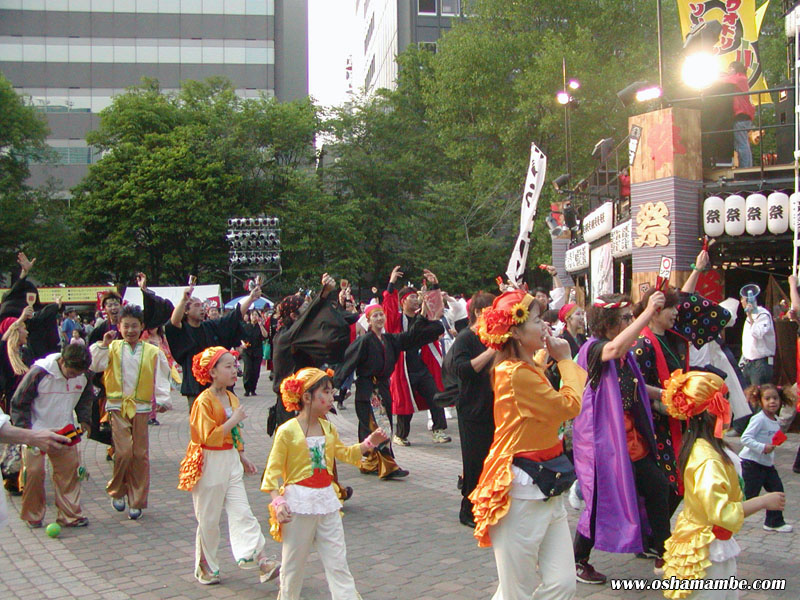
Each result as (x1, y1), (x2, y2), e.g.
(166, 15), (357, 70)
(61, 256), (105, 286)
(538, 264), (548, 270)
(702, 235), (709, 253)
(772, 430), (787, 446)
(55, 424), (82, 446)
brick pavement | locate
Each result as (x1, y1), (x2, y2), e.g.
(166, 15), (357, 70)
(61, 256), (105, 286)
(1, 378), (798, 599)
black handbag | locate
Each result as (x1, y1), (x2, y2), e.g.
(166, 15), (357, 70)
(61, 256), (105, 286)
(512, 454), (576, 498)
(266, 403), (277, 437)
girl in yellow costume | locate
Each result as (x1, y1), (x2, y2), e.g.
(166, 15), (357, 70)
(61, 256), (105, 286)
(470, 290), (586, 600)
(178, 346), (279, 586)
(661, 370), (786, 599)
(262, 367), (387, 600)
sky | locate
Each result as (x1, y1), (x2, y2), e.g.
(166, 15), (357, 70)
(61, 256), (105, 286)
(308, 0), (355, 108)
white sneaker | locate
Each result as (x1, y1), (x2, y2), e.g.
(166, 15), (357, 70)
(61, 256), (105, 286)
(568, 481), (583, 511)
(763, 523), (793, 533)
(432, 429), (452, 444)
(392, 435), (410, 447)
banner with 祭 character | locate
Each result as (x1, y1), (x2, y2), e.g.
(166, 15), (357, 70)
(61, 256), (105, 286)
(505, 143), (546, 286)
(677, 0), (772, 104)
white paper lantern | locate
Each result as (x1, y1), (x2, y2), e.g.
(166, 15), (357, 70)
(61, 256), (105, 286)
(745, 193), (767, 235)
(724, 194), (745, 236)
(703, 196), (725, 237)
(767, 192), (789, 234)
(791, 192), (800, 232)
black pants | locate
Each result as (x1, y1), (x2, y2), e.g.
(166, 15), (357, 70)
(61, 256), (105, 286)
(574, 454), (670, 561)
(354, 380), (396, 459)
(458, 412), (494, 522)
(742, 458), (785, 527)
(395, 373), (447, 438)
(242, 352), (262, 394)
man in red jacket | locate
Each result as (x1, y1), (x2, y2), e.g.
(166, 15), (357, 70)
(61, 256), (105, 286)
(383, 266), (451, 446)
(722, 61), (755, 168)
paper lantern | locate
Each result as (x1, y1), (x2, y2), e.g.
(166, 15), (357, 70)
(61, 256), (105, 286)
(724, 194), (745, 236)
(791, 192), (800, 232)
(767, 192), (789, 234)
(703, 196), (725, 237)
(744, 193), (766, 235)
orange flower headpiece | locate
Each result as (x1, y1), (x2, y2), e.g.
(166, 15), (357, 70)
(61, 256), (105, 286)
(191, 346), (239, 386)
(476, 290), (535, 350)
(279, 367), (335, 412)
(661, 369), (730, 438)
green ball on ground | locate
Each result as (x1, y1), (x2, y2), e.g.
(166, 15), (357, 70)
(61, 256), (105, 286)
(45, 523), (61, 538)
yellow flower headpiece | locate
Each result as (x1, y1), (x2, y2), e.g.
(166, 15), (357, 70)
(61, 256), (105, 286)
(476, 291), (535, 350)
(661, 369), (730, 438)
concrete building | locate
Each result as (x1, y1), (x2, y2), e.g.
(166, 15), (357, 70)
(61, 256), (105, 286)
(0, 0), (308, 191)
(353, 0), (466, 95)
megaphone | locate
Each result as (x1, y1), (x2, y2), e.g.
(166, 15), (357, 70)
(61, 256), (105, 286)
(546, 215), (568, 238)
(739, 284), (760, 314)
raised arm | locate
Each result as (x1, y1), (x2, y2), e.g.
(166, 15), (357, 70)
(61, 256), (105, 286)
(170, 285), (193, 328)
(601, 292), (665, 361)
(681, 249), (710, 294)
(789, 275), (799, 317)
(239, 285), (263, 317)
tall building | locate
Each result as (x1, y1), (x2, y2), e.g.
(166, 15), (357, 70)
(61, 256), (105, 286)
(353, 0), (465, 95)
(0, 0), (308, 190)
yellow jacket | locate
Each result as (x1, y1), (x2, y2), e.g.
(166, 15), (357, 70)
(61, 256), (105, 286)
(662, 439), (744, 598)
(262, 417), (363, 542)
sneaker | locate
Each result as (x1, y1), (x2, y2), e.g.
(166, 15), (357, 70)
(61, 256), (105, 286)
(635, 547), (661, 560)
(111, 497), (126, 512)
(64, 517), (89, 528)
(342, 486), (354, 501)
(653, 558), (665, 576)
(763, 523), (793, 533)
(128, 508), (142, 520)
(237, 556), (258, 570)
(457, 475), (463, 490)
(432, 429), (452, 443)
(575, 560), (607, 585)
(147, 418), (160, 426)
(392, 435), (410, 446)
(383, 468), (410, 480)
(459, 515), (476, 528)
(27, 520), (43, 529)
(336, 402), (347, 410)
(258, 557), (281, 584)
(568, 481), (583, 511)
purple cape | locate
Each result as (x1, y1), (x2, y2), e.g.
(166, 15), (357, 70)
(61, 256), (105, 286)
(572, 337), (654, 554)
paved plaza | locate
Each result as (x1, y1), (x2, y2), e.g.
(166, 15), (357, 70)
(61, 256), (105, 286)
(1, 378), (798, 600)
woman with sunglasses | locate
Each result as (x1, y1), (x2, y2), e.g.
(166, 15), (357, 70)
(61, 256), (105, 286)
(572, 291), (672, 584)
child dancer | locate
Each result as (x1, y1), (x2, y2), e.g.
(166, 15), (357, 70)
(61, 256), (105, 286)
(739, 383), (793, 533)
(89, 304), (172, 520)
(262, 367), (387, 600)
(178, 346), (279, 585)
(661, 370), (785, 598)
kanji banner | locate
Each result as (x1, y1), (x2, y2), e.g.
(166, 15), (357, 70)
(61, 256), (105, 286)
(506, 143), (547, 286)
(677, 0), (772, 104)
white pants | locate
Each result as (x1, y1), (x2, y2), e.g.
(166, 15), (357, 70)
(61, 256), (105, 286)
(490, 495), (576, 600)
(191, 449), (266, 574)
(686, 558), (738, 600)
(279, 511), (361, 600)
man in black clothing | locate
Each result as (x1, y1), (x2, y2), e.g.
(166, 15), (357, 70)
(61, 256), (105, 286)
(449, 292), (496, 527)
(241, 311), (267, 396)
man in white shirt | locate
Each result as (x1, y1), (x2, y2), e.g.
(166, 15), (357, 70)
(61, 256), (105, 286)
(740, 284), (776, 386)
(11, 344), (94, 528)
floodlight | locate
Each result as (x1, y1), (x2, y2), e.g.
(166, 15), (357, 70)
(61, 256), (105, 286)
(567, 79), (580, 90)
(682, 52), (719, 90)
(553, 174), (571, 191)
(556, 91), (571, 105)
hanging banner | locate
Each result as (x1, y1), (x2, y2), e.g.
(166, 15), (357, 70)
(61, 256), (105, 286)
(506, 143), (547, 285)
(677, 0), (772, 104)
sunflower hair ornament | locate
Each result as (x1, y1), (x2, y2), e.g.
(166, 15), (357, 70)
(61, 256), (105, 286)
(192, 346), (239, 386)
(477, 290), (535, 350)
(279, 367), (335, 412)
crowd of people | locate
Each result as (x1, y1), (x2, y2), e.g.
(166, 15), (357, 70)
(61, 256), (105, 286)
(0, 248), (798, 599)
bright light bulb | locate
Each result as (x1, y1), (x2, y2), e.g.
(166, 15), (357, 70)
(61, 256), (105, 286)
(682, 52), (719, 90)
(635, 86), (662, 102)
(556, 91), (571, 105)
(568, 79), (580, 90)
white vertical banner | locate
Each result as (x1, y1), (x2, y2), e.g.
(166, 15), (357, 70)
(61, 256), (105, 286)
(505, 143), (547, 285)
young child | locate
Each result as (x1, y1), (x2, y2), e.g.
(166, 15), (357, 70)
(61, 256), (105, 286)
(178, 346), (279, 586)
(739, 383), (793, 533)
(89, 304), (172, 520)
(10, 344), (94, 528)
(69, 329), (85, 347)
(660, 370), (786, 598)
(262, 367), (388, 600)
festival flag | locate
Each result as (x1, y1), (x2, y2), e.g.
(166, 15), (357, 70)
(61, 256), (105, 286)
(505, 143), (547, 286)
(677, 0), (772, 104)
